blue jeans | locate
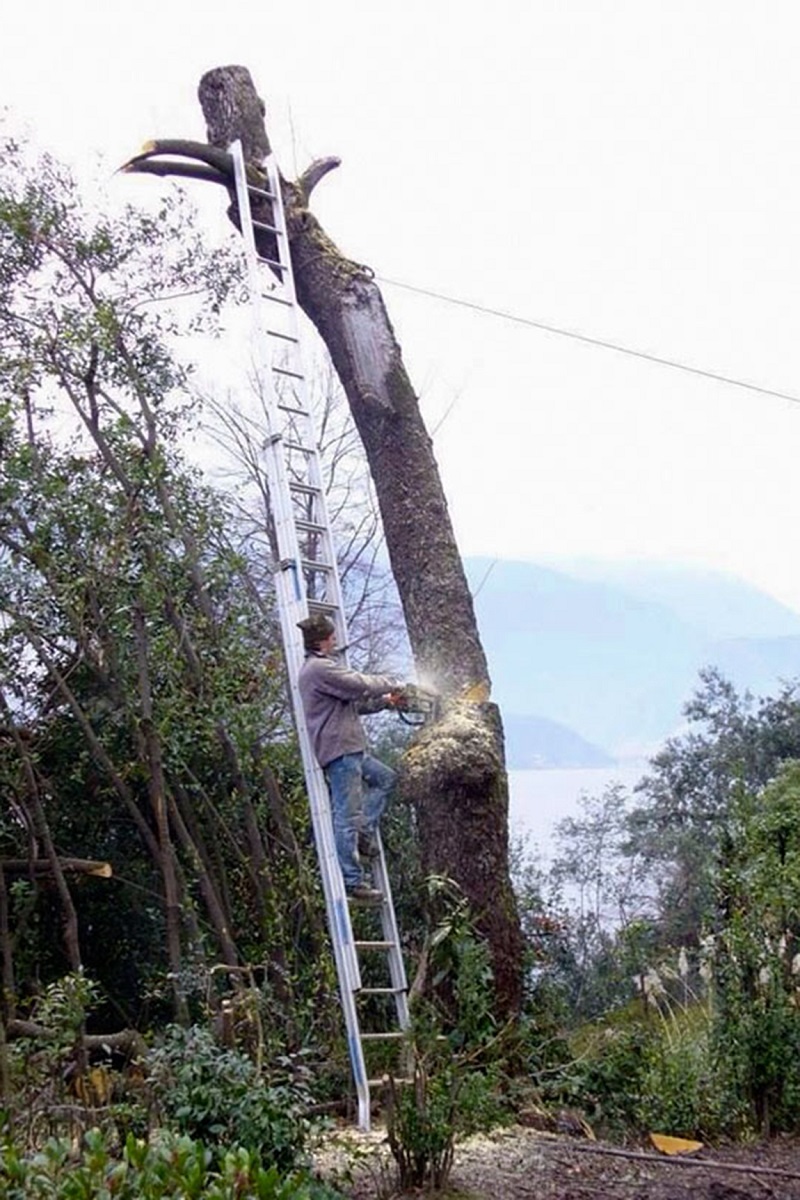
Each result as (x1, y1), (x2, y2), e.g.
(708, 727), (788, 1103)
(324, 753), (396, 889)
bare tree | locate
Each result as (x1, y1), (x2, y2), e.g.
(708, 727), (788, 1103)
(204, 356), (407, 672)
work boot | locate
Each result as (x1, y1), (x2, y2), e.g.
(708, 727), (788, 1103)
(358, 831), (381, 859)
(346, 882), (383, 904)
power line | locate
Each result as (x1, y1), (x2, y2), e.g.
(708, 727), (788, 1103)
(377, 275), (800, 408)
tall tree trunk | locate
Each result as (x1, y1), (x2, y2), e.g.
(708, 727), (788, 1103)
(197, 65), (523, 1017)
(130, 64), (523, 1015)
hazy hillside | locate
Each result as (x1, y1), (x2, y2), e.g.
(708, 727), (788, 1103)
(502, 713), (614, 769)
(465, 558), (800, 764)
(547, 558), (800, 640)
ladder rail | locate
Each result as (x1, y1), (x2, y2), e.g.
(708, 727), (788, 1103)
(232, 142), (362, 990)
(231, 143), (410, 1132)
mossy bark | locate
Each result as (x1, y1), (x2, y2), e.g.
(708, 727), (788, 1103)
(197, 65), (523, 1016)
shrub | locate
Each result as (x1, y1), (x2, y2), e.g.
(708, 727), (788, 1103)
(562, 1023), (654, 1134)
(383, 879), (512, 1191)
(146, 1025), (316, 1171)
(553, 958), (732, 1140)
(0, 1127), (343, 1199)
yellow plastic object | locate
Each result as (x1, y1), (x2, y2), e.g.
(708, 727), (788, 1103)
(649, 1132), (704, 1155)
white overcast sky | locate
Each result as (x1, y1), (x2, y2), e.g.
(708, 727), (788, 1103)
(6, 1), (800, 612)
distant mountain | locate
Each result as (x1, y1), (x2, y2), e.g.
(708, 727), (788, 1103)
(465, 557), (800, 763)
(546, 558), (800, 641)
(503, 713), (614, 769)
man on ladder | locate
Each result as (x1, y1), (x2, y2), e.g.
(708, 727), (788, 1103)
(297, 614), (404, 902)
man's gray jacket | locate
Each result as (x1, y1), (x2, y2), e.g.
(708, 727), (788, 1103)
(297, 652), (397, 767)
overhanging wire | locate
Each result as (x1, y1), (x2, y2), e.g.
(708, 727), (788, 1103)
(377, 275), (800, 408)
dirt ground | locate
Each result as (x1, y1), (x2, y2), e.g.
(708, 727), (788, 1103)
(315, 1123), (800, 1199)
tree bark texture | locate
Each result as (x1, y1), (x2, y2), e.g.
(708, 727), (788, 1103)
(191, 66), (523, 1014)
(133, 604), (188, 1022)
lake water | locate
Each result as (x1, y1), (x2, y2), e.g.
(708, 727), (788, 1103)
(508, 763), (649, 863)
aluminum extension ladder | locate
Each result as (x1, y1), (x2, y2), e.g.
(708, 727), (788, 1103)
(230, 141), (410, 1130)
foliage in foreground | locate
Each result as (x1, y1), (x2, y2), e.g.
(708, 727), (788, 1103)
(0, 1128), (343, 1200)
(3, 978), (323, 1169)
(147, 1024), (315, 1173)
(1, 1005), (340, 1196)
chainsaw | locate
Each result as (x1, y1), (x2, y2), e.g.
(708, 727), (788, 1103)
(387, 679), (489, 726)
(387, 683), (441, 726)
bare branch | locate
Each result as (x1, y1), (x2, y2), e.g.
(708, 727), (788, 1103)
(297, 157), (341, 202)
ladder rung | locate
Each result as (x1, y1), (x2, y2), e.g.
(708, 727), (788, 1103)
(278, 403), (309, 416)
(247, 183), (277, 201)
(360, 987), (406, 996)
(295, 519), (327, 534)
(252, 219), (283, 235)
(308, 601), (338, 615)
(302, 559), (333, 573)
(275, 366), (305, 380)
(361, 1031), (405, 1042)
(289, 481), (321, 496)
(258, 256), (288, 273)
(267, 329), (299, 343)
(354, 940), (396, 951)
(284, 441), (314, 454)
(368, 1076), (414, 1088)
(264, 294), (293, 308)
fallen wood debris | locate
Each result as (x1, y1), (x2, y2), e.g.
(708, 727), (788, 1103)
(0, 857), (112, 877)
(560, 1139), (800, 1182)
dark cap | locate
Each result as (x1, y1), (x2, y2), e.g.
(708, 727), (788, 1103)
(297, 613), (336, 650)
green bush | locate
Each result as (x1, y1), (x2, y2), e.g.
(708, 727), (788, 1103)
(707, 763), (800, 1135)
(553, 986), (731, 1139)
(637, 1019), (726, 1138)
(146, 1025), (316, 1172)
(385, 1066), (455, 1191)
(562, 1023), (654, 1134)
(384, 880), (512, 1191)
(0, 1128), (343, 1199)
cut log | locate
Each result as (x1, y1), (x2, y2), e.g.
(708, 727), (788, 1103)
(0, 858), (112, 878)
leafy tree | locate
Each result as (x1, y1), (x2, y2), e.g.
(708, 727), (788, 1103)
(710, 760), (800, 1134)
(627, 667), (800, 948)
(516, 786), (656, 1021)
(526, 671), (800, 1022)
(0, 135), (333, 1038)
